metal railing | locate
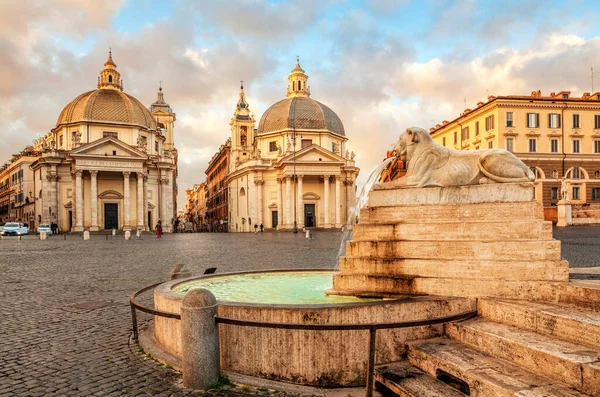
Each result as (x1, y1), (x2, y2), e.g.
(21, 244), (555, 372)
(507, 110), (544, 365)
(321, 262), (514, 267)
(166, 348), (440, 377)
(130, 283), (477, 397)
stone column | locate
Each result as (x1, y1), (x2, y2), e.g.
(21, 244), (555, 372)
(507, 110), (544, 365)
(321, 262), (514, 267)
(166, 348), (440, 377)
(323, 175), (330, 228)
(255, 179), (264, 226)
(345, 178), (355, 227)
(90, 171), (99, 231)
(276, 178), (282, 230)
(123, 171), (131, 231)
(143, 175), (148, 230)
(285, 176), (292, 228)
(70, 171), (76, 229)
(335, 175), (341, 228)
(296, 175), (304, 229)
(74, 170), (83, 231)
(48, 166), (59, 228)
(137, 172), (144, 229)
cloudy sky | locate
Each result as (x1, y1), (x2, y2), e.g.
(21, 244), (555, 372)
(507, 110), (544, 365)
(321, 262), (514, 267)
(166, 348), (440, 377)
(2, 0), (600, 208)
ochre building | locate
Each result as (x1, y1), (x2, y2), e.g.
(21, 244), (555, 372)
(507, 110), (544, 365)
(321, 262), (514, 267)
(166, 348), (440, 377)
(28, 51), (178, 232)
(225, 60), (359, 232)
(205, 139), (231, 232)
(429, 90), (600, 221)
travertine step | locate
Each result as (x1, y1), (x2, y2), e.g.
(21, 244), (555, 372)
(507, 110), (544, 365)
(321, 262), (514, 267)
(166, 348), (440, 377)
(353, 220), (552, 241)
(330, 273), (566, 299)
(359, 201), (543, 224)
(549, 281), (600, 312)
(407, 337), (589, 396)
(346, 240), (561, 261)
(338, 257), (569, 281)
(374, 362), (467, 397)
(478, 298), (600, 349)
(446, 317), (600, 394)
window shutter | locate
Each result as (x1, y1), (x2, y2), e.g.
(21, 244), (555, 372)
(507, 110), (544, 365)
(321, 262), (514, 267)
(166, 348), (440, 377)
(548, 114), (551, 127)
(536, 113), (540, 128)
(558, 114), (561, 128)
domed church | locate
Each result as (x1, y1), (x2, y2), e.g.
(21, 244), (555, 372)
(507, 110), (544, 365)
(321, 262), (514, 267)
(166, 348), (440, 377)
(31, 51), (178, 232)
(226, 59), (359, 231)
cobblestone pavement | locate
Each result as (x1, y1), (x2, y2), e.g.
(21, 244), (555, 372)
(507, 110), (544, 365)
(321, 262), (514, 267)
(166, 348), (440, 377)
(0, 227), (598, 396)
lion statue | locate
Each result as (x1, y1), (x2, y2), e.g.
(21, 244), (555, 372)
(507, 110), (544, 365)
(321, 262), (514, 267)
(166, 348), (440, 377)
(391, 127), (535, 188)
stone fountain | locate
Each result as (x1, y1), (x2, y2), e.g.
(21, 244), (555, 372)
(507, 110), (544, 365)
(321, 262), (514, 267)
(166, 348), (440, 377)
(143, 127), (600, 396)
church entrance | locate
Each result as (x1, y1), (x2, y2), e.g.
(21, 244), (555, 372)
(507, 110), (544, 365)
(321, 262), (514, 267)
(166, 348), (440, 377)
(304, 204), (315, 227)
(68, 211), (73, 232)
(271, 211), (278, 228)
(104, 203), (118, 230)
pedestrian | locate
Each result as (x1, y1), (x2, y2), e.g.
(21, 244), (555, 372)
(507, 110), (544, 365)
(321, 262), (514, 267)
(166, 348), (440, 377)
(155, 220), (163, 238)
(260, 223), (264, 232)
(174, 218), (180, 233)
(254, 223), (258, 233)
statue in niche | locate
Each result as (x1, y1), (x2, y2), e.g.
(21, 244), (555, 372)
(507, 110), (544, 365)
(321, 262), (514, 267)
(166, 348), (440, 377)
(560, 178), (570, 201)
(345, 149), (349, 159)
(391, 127), (535, 188)
(350, 151), (355, 161)
(256, 148), (261, 159)
(72, 131), (82, 147)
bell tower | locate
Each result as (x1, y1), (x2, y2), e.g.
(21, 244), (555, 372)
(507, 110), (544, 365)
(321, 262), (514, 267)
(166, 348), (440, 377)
(150, 83), (176, 149)
(97, 49), (123, 91)
(230, 81), (255, 169)
(286, 57), (310, 98)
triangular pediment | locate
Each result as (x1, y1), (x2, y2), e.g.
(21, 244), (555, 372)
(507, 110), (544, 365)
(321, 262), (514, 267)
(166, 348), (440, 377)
(279, 144), (345, 164)
(70, 137), (147, 159)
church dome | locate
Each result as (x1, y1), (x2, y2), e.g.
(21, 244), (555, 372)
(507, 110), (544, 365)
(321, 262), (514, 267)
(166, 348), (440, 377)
(55, 50), (157, 131)
(257, 96), (345, 136)
(56, 89), (157, 130)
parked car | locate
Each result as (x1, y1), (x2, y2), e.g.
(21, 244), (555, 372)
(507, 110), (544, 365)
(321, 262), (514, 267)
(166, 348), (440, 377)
(1, 222), (29, 236)
(37, 224), (52, 234)
(0, 223), (4, 233)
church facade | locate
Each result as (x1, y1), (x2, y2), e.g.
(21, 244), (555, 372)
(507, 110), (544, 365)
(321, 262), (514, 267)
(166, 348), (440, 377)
(226, 60), (359, 232)
(29, 51), (178, 232)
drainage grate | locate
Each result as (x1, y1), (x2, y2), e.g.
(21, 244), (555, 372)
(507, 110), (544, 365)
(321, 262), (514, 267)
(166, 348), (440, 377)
(436, 369), (470, 395)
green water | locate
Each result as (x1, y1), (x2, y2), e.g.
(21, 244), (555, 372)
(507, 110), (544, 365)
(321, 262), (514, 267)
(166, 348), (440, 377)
(173, 271), (379, 304)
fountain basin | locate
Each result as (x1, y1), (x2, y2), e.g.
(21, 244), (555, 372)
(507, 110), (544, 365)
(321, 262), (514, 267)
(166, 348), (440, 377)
(153, 270), (475, 387)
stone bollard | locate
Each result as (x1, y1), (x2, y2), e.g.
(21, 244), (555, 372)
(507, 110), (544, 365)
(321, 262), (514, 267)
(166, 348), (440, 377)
(112, 228), (116, 236)
(556, 201), (573, 227)
(305, 229), (312, 239)
(124, 230), (131, 240)
(181, 288), (220, 390)
(39, 231), (47, 240)
(83, 231), (90, 240)
(171, 264), (192, 280)
(136, 229), (142, 239)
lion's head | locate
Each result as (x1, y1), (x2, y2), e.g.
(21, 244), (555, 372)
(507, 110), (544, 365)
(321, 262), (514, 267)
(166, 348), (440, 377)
(394, 127), (430, 162)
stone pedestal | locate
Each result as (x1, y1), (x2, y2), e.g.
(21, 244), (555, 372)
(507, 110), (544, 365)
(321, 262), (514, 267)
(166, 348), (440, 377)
(329, 182), (569, 300)
(556, 200), (572, 227)
(83, 231), (90, 241)
(39, 232), (47, 240)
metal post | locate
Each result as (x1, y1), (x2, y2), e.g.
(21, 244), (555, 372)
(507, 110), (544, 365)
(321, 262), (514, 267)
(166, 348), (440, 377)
(366, 327), (377, 397)
(130, 302), (138, 340)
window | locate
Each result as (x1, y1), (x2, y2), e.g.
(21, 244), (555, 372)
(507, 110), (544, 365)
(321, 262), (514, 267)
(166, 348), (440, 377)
(530, 167), (540, 178)
(461, 127), (469, 140)
(475, 121), (480, 135)
(112, 150), (117, 156)
(453, 131), (457, 144)
(139, 136), (147, 147)
(551, 187), (559, 200)
(301, 139), (312, 149)
(505, 137), (514, 152)
(103, 131), (118, 139)
(475, 146), (480, 150)
(571, 167), (581, 179)
(155, 141), (159, 152)
(59, 134), (63, 147)
(269, 141), (277, 152)
(332, 142), (335, 152)
(506, 112), (514, 127)
(442, 137), (446, 146)
(548, 113), (561, 129)
(240, 126), (247, 146)
(562, 93), (569, 99)
(485, 115), (494, 131)
(551, 170), (558, 178)
(550, 138), (559, 153)
(595, 170), (600, 178)
(527, 113), (539, 128)
(573, 114), (580, 128)
(572, 139), (581, 153)
(109, 75), (113, 83)
(528, 138), (537, 152)
(593, 188), (600, 201)
(488, 141), (493, 149)
(572, 186), (580, 200)
(595, 115), (600, 129)
(594, 140), (600, 153)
